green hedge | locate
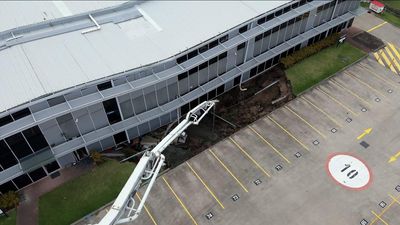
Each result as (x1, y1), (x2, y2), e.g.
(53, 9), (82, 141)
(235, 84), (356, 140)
(280, 33), (340, 68)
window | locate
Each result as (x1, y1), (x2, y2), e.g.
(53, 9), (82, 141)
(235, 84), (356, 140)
(199, 45), (209, 53)
(209, 40), (219, 49)
(12, 174), (32, 189)
(199, 62), (208, 70)
(275, 9), (283, 17)
(272, 26), (279, 33)
(188, 50), (198, 59)
(263, 30), (271, 37)
(239, 25), (248, 34)
(255, 34), (263, 42)
(283, 6), (291, 13)
(209, 56), (218, 65)
(199, 94), (207, 103)
(97, 81), (112, 91)
(272, 55), (280, 65)
(216, 85), (225, 95)
(5, 133), (33, 159)
(178, 72), (188, 81)
(295, 16), (302, 23)
(218, 52), (227, 60)
(237, 43), (246, 51)
(113, 131), (128, 145)
(292, 2), (299, 9)
(208, 89), (216, 99)
(28, 167), (47, 182)
(181, 103), (190, 115)
(189, 99), (199, 110)
(0, 115), (13, 127)
(288, 18), (295, 26)
(11, 108), (31, 120)
(189, 67), (198, 75)
(176, 55), (187, 64)
(250, 67), (257, 78)
(265, 59), (273, 69)
(257, 63), (265, 74)
(234, 76), (241, 86)
(103, 98), (122, 124)
(295, 44), (301, 51)
(317, 6), (323, 13)
(219, 35), (228, 43)
(257, 17), (266, 25)
(347, 18), (354, 28)
(44, 161), (60, 174)
(0, 140), (18, 169)
(22, 126), (49, 152)
(280, 21), (288, 29)
(299, 0), (307, 6)
(0, 181), (17, 193)
(266, 14), (274, 21)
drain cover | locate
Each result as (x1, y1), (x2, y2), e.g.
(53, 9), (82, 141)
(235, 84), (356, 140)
(313, 140), (319, 145)
(360, 219), (368, 225)
(379, 201), (387, 208)
(360, 141), (369, 148)
(205, 212), (214, 220)
(232, 194), (240, 201)
(396, 185), (400, 192)
(275, 165), (283, 171)
(375, 98), (381, 102)
(331, 128), (337, 133)
(346, 117), (352, 123)
(295, 152), (302, 158)
(388, 89), (393, 93)
(254, 179), (262, 185)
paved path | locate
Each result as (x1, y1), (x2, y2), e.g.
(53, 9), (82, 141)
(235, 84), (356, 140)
(16, 161), (92, 225)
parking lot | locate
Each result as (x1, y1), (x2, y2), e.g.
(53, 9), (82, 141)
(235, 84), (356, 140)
(124, 55), (400, 225)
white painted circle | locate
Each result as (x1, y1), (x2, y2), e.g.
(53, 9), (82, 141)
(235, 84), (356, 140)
(327, 154), (371, 190)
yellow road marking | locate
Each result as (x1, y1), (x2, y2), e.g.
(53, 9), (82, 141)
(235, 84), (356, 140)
(136, 193), (159, 225)
(379, 49), (398, 74)
(374, 52), (386, 66)
(389, 193), (400, 205)
(317, 88), (359, 116)
(185, 162), (225, 209)
(367, 21), (387, 32)
(358, 64), (399, 90)
(209, 149), (249, 192)
(248, 126), (291, 164)
(345, 72), (386, 96)
(385, 46), (400, 72)
(330, 79), (372, 107)
(267, 115), (310, 151)
(162, 176), (199, 225)
(284, 106), (327, 139)
(301, 96), (343, 127)
(371, 210), (389, 225)
(388, 43), (400, 62)
(229, 137), (272, 177)
(370, 194), (400, 225)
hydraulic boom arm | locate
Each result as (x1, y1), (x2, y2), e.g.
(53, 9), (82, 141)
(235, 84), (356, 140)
(96, 100), (217, 225)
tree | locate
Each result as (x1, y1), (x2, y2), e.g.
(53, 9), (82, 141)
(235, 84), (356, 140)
(0, 191), (19, 211)
(90, 151), (104, 165)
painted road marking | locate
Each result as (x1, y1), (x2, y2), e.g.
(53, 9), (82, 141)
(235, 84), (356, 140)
(136, 192), (158, 225)
(367, 21), (387, 33)
(330, 79), (372, 107)
(370, 197), (396, 225)
(326, 153), (371, 190)
(162, 176), (199, 225)
(371, 211), (389, 225)
(229, 137), (272, 177)
(248, 126), (291, 164)
(209, 149), (249, 193)
(379, 49), (397, 74)
(284, 106), (327, 139)
(388, 150), (400, 163)
(267, 115), (310, 151)
(389, 194), (400, 206)
(301, 96), (343, 127)
(185, 162), (225, 209)
(317, 88), (359, 116)
(385, 46), (400, 72)
(357, 128), (373, 140)
(373, 52), (386, 66)
(358, 64), (399, 90)
(388, 43), (400, 63)
(345, 72), (386, 96)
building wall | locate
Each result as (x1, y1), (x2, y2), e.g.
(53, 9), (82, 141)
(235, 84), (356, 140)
(0, 0), (360, 193)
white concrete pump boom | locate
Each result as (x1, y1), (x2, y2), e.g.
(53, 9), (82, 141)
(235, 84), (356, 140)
(95, 100), (217, 225)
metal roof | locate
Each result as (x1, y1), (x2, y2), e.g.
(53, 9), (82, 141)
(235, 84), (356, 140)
(0, 1), (289, 112)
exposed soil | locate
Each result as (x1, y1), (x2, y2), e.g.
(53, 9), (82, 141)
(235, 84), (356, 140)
(125, 65), (294, 168)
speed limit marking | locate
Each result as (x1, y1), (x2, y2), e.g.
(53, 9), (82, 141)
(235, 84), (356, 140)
(326, 153), (372, 190)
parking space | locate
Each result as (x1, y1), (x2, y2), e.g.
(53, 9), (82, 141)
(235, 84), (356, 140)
(126, 55), (400, 225)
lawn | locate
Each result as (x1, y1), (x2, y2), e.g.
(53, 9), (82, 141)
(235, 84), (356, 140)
(39, 160), (135, 225)
(381, 0), (400, 10)
(286, 42), (366, 95)
(0, 209), (16, 225)
(361, 1), (400, 28)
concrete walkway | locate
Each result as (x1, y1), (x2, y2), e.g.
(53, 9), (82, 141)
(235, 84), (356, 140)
(16, 160), (92, 225)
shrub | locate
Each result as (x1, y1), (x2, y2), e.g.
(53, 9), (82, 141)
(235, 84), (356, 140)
(280, 33), (340, 68)
(90, 151), (104, 165)
(0, 191), (19, 211)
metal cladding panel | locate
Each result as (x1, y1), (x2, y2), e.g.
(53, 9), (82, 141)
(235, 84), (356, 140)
(138, 107), (163, 121)
(0, 116), (34, 139)
(52, 136), (85, 156)
(0, 164), (22, 185)
(34, 102), (70, 121)
(222, 35), (246, 49)
(68, 92), (102, 108)
(101, 83), (131, 98)
(20, 148), (54, 171)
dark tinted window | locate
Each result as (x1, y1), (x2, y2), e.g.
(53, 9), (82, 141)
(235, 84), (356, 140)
(113, 131), (128, 145)
(216, 85), (225, 95)
(199, 62), (208, 70)
(239, 25), (248, 34)
(22, 126), (49, 152)
(0, 115), (13, 127)
(97, 81), (112, 91)
(189, 99), (199, 110)
(234, 76), (241, 86)
(189, 67), (198, 75)
(11, 108), (31, 120)
(255, 34), (263, 42)
(199, 45), (209, 53)
(250, 67), (257, 78)
(219, 35), (228, 43)
(176, 55), (187, 64)
(283, 6), (291, 13)
(275, 9), (283, 17)
(272, 26), (279, 33)
(188, 50), (198, 59)
(178, 72), (188, 81)
(0, 140), (18, 169)
(237, 43), (246, 50)
(181, 103), (190, 115)
(12, 174), (32, 189)
(5, 133), (32, 159)
(103, 98), (122, 124)
(0, 181), (17, 193)
(44, 161), (60, 174)
(199, 94), (207, 103)
(208, 89), (216, 99)
(28, 167), (47, 182)
(209, 56), (218, 64)
(257, 17), (266, 25)
(209, 40), (219, 49)
(266, 14), (274, 21)
(218, 52), (227, 60)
